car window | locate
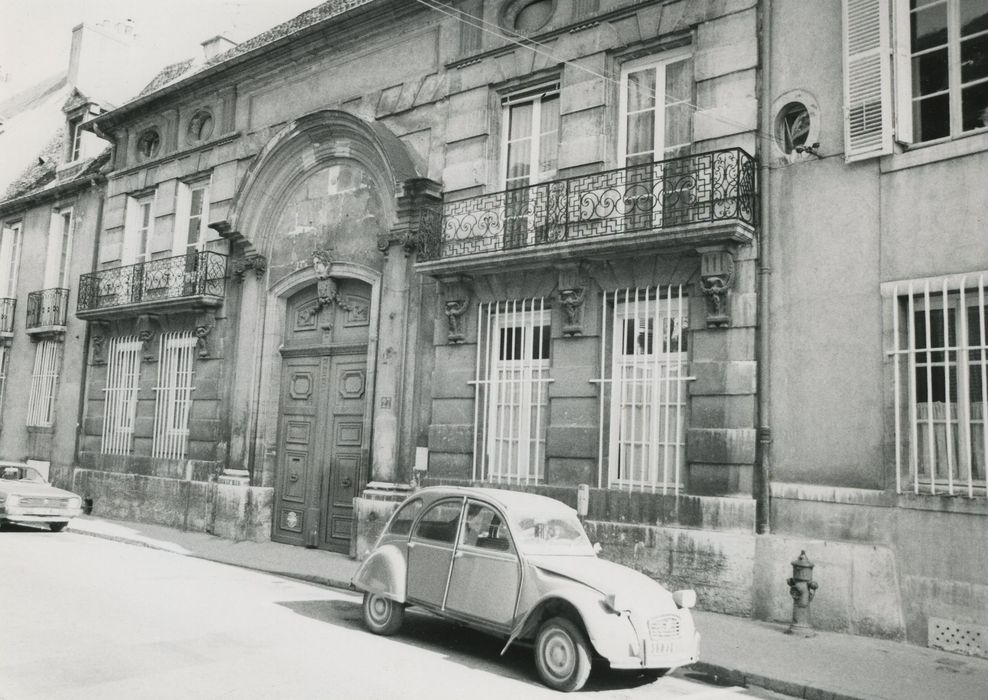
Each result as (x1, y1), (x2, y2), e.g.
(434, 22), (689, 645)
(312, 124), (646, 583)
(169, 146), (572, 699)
(459, 502), (513, 553)
(509, 507), (595, 556)
(387, 499), (423, 536)
(411, 499), (463, 544)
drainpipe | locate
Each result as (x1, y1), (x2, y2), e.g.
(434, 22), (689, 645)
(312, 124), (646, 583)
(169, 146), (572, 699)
(755, 0), (773, 535)
(73, 179), (105, 470)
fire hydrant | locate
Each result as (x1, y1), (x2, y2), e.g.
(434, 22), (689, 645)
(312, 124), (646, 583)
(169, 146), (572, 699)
(786, 550), (819, 636)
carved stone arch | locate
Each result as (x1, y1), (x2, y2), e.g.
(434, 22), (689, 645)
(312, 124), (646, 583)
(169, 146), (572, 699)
(215, 109), (428, 256)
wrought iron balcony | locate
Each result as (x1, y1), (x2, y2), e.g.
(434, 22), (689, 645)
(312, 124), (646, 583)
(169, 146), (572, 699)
(26, 288), (69, 334)
(0, 297), (14, 336)
(76, 250), (227, 320)
(418, 148), (756, 269)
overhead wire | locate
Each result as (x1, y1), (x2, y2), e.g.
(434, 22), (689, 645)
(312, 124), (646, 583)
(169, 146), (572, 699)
(411, 0), (786, 149)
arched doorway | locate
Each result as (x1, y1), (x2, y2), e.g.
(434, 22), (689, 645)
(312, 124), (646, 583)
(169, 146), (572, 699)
(274, 277), (372, 550)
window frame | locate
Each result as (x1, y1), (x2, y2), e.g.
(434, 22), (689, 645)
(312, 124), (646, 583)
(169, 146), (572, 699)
(152, 331), (198, 460)
(411, 498), (466, 545)
(174, 179), (211, 256)
(44, 207), (74, 289)
(0, 220), (24, 299)
(124, 193), (156, 265)
(617, 47), (695, 167)
(27, 339), (61, 428)
(101, 336), (143, 455)
(499, 82), (561, 191)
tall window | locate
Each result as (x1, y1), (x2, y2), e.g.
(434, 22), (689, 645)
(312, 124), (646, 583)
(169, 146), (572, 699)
(27, 340), (61, 427)
(889, 275), (988, 496)
(45, 208), (74, 289)
(124, 195), (155, 265)
(102, 336), (142, 455)
(906, 0), (988, 143)
(0, 221), (23, 298)
(177, 181), (210, 255)
(473, 299), (551, 484)
(501, 84), (560, 249)
(68, 117), (83, 162)
(619, 50), (694, 166)
(596, 286), (689, 492)
(152, 331), (197, 460)
(0, 345), (9, 418)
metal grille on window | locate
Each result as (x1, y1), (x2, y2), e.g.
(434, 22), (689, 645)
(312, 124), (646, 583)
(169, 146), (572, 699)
(472, 298), (552, 484)
(0, 346), (7, 414)
(889, 275), (988, 496)
(152, 331), (197, 460)
(102, 336), (142, 455)
(594, 286), (690, 492)
(27, 339), (61, 427)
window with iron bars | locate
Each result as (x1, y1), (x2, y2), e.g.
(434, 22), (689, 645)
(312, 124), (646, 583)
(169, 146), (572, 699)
(27, 339), (61, 427)
(595, 286), (690, 493)
(101, 336), (142, 455)
(152, 331), (197, 460)
(0, 345), (9, 421)
(472, 298), (552, 484)
(888, 274), (988, 496)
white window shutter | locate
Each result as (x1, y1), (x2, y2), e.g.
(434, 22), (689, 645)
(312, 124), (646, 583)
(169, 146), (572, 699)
(842, 0), (893, 161)
(891, 0), (913, 145)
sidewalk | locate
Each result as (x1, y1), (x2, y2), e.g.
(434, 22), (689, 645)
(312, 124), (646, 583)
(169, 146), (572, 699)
(67, 516), (988, 700)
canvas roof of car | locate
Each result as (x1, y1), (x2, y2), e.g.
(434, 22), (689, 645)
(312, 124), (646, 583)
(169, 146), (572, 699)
(413, 486), (575, 514)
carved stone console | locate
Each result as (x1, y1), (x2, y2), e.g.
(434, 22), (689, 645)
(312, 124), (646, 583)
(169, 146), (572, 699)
(556, 263), (588, 337)
(698, 246), (736, 329)
(439, 275), (472, 344)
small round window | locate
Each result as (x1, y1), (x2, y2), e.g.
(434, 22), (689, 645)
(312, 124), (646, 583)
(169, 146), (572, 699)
(515, 0), (554, 33)
(137, 128), (161, 160)
(187, 109), (214, 143)
(776, 102), (811, 155)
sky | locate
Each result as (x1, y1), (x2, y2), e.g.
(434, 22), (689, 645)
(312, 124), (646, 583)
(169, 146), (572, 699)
(0, 0), (323, 99)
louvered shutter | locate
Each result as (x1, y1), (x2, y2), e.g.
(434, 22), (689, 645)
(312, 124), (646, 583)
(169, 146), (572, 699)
(842, 0), (893, 161)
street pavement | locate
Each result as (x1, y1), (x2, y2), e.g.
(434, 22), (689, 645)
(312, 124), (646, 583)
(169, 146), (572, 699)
(9, 515), (988, 699)
(1, 525), (782, 700)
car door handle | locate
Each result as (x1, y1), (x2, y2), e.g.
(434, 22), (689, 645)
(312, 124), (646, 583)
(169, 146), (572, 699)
(454, 551), (464, 559)
(407, 542), (416, 549)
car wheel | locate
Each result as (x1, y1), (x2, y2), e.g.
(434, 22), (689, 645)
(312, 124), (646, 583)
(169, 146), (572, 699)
(49, 522), (68, 533)
(362, 592), (404, 635)
(534, 616), (593, 692)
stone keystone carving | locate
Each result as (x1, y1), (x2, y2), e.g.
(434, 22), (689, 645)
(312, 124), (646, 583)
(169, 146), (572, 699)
(699, 248), (736, 329)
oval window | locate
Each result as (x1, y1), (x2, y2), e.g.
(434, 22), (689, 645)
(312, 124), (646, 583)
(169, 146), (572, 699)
(137, 128), (161, 160)
(776, 102), (811, 155)
(514, 0), (554, 33)
(187, 109), (214, 143)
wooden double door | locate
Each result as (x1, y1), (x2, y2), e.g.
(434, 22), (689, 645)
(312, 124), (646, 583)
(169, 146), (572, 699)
(273, 281), (371, 552)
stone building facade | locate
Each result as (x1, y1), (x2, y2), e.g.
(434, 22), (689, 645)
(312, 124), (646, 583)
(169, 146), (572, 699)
(62, 0), (988, 655)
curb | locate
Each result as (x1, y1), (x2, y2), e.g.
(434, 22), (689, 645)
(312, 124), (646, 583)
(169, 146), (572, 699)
(689, 662), (865, 700)
(68, 524), (357, 593)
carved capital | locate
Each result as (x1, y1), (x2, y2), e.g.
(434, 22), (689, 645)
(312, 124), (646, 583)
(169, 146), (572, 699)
(232, 253), (267, 282)
(698, 247), (736, 329)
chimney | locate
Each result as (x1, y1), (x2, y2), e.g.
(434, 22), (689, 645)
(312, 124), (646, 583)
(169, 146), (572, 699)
(201, 35), (237, 62)
(67, 20), (142, 105)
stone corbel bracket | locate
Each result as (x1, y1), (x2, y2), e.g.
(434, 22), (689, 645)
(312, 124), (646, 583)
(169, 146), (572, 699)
(195, 311), (217, 359)
(556, 262), (588, 337)
(439, 275), (472, 344)
(89, 321), (109, 364)
(136, 314), (159, 362)
(699, 247), (736, 329)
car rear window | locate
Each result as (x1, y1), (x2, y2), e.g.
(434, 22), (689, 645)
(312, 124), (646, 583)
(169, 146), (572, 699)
(387, 499), (423, 536)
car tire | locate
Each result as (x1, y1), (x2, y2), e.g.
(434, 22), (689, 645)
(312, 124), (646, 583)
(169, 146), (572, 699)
(534, 616), (593, 692)
(362, 592), (404, 636)
(49, 522), (68, 533)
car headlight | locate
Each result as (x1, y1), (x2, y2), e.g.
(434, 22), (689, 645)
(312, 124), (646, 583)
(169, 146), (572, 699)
(673, 589), (697, 609)
(68, 496), (82, 509)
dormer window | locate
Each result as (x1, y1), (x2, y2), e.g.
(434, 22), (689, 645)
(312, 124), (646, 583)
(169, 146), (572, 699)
(68, 117), (84, 162)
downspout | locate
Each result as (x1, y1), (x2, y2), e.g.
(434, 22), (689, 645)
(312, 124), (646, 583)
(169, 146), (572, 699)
(755, 0), (773, 535)
(73, 178), (105, 472)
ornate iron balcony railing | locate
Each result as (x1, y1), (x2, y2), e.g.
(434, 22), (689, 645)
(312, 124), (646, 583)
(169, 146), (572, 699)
(0, 297), (14, 334)
(77, 251), (227, 314)
(26, 288), (69, 329)
(420, 148), (756, 262)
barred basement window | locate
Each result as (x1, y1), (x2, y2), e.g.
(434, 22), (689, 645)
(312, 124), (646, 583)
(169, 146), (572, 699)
(889, 274), (988, 496)
(472, 298), (552, 484)
(0, 345), (9, 418)
(595, 286), (690, 493)
(102, 336), (142, 455)
(27, 340), (61, 427)
(152, 331), (197, 460)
